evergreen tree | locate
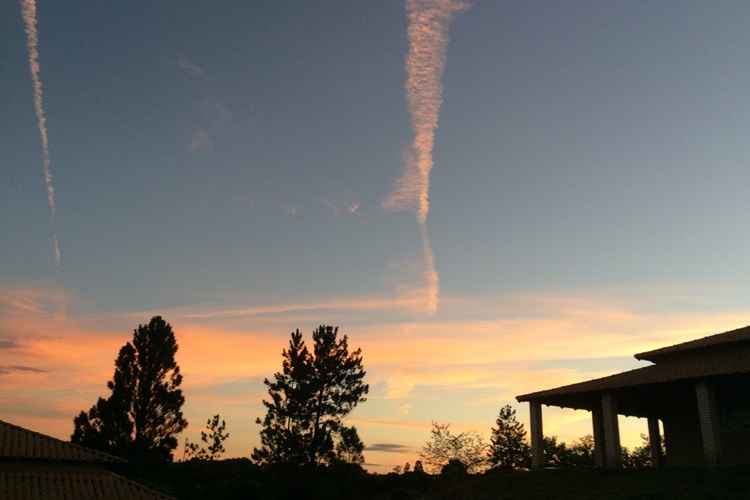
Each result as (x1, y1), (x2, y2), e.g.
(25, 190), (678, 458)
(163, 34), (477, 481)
(252, 326), (369, 466)
(488, 404), (530, 470)
(72, 316), (187, 462)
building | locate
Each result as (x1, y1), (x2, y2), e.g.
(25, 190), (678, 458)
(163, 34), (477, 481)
(0, 419), (174, 499)
(516, 325), (750, 469)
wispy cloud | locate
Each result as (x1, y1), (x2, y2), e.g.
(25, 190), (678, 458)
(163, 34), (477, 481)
(19, 0), (60, 265)
(282, 204), (300, 218)
(383, 0), (469, 314)
(321, 194), (362, 217)
(365, 443), (413, 453)
(0, 340), (20, 350)
(141, 294), (434, 321)
(178, 54), (205, 78)
(0, 365), (47, 375)
(188, 128), (212, 153)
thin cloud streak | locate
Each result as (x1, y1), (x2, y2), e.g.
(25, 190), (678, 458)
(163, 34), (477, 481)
(19, 0), (60, 265)
(383, 0), (468, 314)
(420, 224), (439, 314)
(148, 295), (432, 320)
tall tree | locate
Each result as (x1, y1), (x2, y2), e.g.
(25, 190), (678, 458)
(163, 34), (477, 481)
(252, 326), (369, 466)
(72, 316), (187, 462)
(488, 404), (530, 470)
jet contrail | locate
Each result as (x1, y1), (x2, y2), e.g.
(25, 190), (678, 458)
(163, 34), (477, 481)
(386, 0), (469, 313)
(384, 0), (469, 223)
(19, 0), (60, 265)
(419, 224), (439, 314)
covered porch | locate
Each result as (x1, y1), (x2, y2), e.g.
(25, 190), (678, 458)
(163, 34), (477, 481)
(517, 361), (750, 469)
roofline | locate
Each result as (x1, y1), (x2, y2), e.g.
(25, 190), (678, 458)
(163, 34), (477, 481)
(634, 324), (750, 361)
(0, 419), (126, 464)
(515, 365), (655, 402)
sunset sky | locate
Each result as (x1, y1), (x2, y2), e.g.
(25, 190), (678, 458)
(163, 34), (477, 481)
(3, 1), (750, 471)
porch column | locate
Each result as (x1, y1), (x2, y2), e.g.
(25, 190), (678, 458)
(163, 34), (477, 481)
(591, 407), (606, 468)
(647, 416), (664, 468)
(529, 400), (544, 469)
(601, 392), (622, 469)
(695, 380), (721, 466)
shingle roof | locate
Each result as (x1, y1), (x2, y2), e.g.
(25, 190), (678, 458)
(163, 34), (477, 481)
(0, 465), (175, 500)
(0, 420), (123, 464)
(635, 324), (750, 362)
(516, 342), (750, 402)
(0, 421), (175, 500)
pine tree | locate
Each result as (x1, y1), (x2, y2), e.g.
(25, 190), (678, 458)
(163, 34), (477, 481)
(72, 316), (187, 462)
(488, 404), (530, 470)
(252, 326), (369, 466)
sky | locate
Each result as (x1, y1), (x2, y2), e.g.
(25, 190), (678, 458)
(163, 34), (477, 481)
(3, 0), (750, 472)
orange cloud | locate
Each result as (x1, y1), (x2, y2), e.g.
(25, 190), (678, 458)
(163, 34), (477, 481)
(2, 285), (749, 470)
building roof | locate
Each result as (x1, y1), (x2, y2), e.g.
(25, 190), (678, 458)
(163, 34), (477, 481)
(0, 421), (175, 500)
(517, 341), (750, 403)
(635, 324), (750, 362)
(0, 464), (175, 500)
(0, 420), (123, 464)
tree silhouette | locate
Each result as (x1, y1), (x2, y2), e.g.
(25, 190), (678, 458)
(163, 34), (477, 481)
(567, 434), (595, 467)
(72, 316), (187, 462)
(623, 433), (662, 469)
(420, 422), (488, 474)
(542, 436), (569, 467)
(488, 404), (530, 470)
(335, 424), (365, 465)
(252, 326), (369, 466)
(183, 414), (230, 461)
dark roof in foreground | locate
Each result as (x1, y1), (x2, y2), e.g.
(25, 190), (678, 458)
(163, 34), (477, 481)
(0, 464), (175, 500)
(634, 324), (750, 362)
(517, 341), (750, 402)
(0, 420), (123, 464)
(0, 420), (175, 500)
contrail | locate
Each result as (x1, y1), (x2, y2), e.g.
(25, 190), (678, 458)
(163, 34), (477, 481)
(419, 224), (439, 314)
(385, 0), (469, 313)
(384, 0), (469, 223)
(19, 0), (60, 265)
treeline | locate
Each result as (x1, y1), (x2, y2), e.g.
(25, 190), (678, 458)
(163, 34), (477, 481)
(414, 408), (660, 475)
(70, 316), (657, 473)
(71, 317), (368, 467)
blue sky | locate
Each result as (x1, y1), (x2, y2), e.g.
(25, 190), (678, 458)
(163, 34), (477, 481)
(3, 0), (750, 470)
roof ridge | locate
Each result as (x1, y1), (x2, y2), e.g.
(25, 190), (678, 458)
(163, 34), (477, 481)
(0, 419), (125, 463)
